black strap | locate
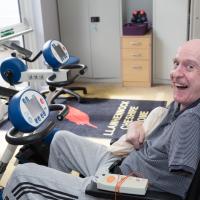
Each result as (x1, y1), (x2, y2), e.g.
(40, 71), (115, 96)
(109, 159), (123, 174)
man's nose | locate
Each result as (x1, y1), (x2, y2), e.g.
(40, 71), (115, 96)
(171, 65), (184, 78)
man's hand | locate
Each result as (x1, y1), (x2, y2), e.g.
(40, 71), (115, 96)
(125, 121), (145, 149)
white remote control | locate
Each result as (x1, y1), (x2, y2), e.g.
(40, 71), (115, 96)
(97, 174), (148, 195)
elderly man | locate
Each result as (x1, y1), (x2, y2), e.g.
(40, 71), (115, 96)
(3, 39), (200, 200)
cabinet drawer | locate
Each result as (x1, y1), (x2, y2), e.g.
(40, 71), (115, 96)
(122, 60), (149, 81)
(121, 37), (150, 49)
(122, 49), (149, 60)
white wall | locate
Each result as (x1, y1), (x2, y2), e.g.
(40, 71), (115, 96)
(153, 0), (189, 84)
(19, 0), (60, 63)
(41, 0), (60, 42)
(19, 0), (60, 90)
(0, 1), (20, 28)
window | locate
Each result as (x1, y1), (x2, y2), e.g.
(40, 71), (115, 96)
(0, 0), (29, 88)
(0, 1), (20, 28)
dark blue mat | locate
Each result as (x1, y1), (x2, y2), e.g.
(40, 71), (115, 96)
(1, 98), (167, 139)
(48, 98), (167, 139)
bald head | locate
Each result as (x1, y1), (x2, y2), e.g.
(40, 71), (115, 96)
(181, 39), (200, 47)
(176, 39), (200, 64)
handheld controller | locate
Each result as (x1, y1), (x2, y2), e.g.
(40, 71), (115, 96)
(97, 174), (148, 195)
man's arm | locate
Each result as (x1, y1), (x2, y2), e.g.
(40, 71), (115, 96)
(125, 106), (168, 149)
(169, 113), (200, 175)
(125, 121), (145, 149)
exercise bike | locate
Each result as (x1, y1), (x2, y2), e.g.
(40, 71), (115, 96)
(0, 88), (67, 199)
(0, 39), (87, 123)
(0, 85), (19, 125)
(0, 41), (87, 166)
(0, 98), (8, 124)
(3, 40), (88, 103)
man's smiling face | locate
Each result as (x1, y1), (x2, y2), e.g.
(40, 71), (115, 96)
(170, 40), (200, 110)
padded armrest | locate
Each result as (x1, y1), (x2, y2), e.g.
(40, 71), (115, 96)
(85, 181), (182, 200)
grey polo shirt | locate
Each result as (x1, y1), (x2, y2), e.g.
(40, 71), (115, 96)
(120, 100), (200, 199)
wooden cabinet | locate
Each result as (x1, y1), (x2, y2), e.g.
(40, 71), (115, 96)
(121, 32), (152, 87)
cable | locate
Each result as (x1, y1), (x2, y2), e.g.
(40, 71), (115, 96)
(114, 171), (146, 200)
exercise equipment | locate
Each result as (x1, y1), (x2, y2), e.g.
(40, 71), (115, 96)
(0, 99), (7, 123)
(0, 57), (27, 124)
(42, 40), (69, 71)
(3, 40), (88, 103)
(131, 10), (148, 24)
(0, 88), (67, 184)
(0, 186), (2, 200)
(43, 40), (87, 103)
(0, 86), (18, 124)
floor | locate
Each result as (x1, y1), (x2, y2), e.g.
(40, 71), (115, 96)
(0, 83), (173, 187)
(78, 83), (173, 102)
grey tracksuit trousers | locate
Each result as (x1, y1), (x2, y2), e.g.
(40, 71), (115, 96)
(3, 131), (120, 200)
